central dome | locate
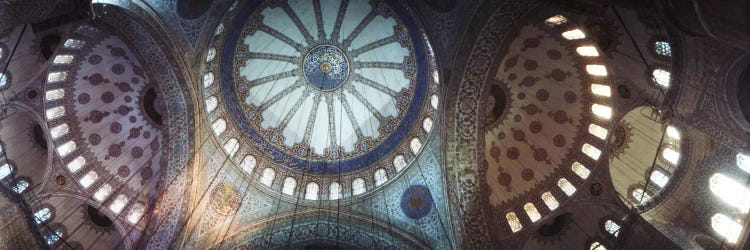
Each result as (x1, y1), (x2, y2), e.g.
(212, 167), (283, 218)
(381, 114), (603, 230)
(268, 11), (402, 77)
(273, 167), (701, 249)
(303, 45), (350, 91)
(202, 0), (439, 184)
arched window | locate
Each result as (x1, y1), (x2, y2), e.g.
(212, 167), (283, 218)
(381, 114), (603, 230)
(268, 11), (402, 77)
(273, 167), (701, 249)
(63, 39), (85, 49)
(737, 153), (750, 173)
(571, 162), (591, 179)
(282, 177), (297, 195)
(410, 138), (422, 155)
(47, 72), (67, 83)
(374, 168), (388, 186)
(13, 179), (29, 193)
(109, 194), (129, 214)
(545, 15), (567, 26)
(590, 84), (611, 97)
(652, 69), (671, 87)
(591, 104), (612, 120)
(44, 229), (63, 245)
(240, 155), (257, 174)
(34, 208), (52, 224)
(506, 212), (523, 232)
(203, 72), (215, 88)
(46, 89), (65, 101)
(305, 182), (319, 200)
(604, 220), (621, 237)
(590, 242), (607, 250)
(352, 178), (366, 196)
(541, 192), (559, 211)
(0, 73), (6, 88)
(586, 65), (608, 76)
(46, 106), (65, 120)
(588, 124), (608, 140)
(576, 46), (599, 57)
(666, 126), (680, 140)
(649, 170), (669, 188)
(214, 23), (225, 36)
(206, 48), (216, 62)
(524, 203), (541, 222)
(212, 118), (227, 136)
(654, 41), (671, 56)
(127, 203), (145, 224)
(0, 163), (12, 179)
(711, 213), (743, 244)
(49, 124), (69, 139)
(661, 148), (680, 165)
(67, 156), (86, 173)
(56, 141), (76, 157)
(224, 138), (239, 157)
(631, 188), (651, 204)
(423, 117), (433, 133)
(93, 184), (113, 202)
(562, 29), (586, 40)
(430, 94), (439, 109)
(205, 96), (218, 112)
(79, 171), (98, 189)
(582, 143), (602, 160)
(393, 155), (407, 172)
(557, 178), (576, 196)
(260, 168), (275, 186)
(53, 55), (74, 64)
(329, 182), (342, 200)
(710, 173), (750, 213)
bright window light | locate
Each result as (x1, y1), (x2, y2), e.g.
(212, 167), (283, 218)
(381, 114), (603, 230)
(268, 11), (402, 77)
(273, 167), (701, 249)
(542, 192), (559, 210)
(562, 29), (586, 40)
(650, 170), (670, 188)
(590, 84), (611, 97)
(46, 106), (65, 120)
(93, 184), (113, 202)
(67, 156), (86, 173)
(545, 15), (567, 26)
(571, 162), (591, 179)
(605, 220), (621, 237)
(588, 124), (608, 140)
(50, 124), (70, 139)
(374, 168), (388, 186)
(260, 168), (275, 186)
(34, 208), (52, 224)
(47, 72), (68, 83)
(56, 141), (77, 157)
(203, 72), (214, 88)
(393, 155), (407, 172)
(632, 188), (651, 204)
(109, 195), (129, 214)
(662, 148), (680, 165)
(666, 126), (680, 140)
(127, 204), (145, 224)
(736, 153), (750, 173)
(352, 178), (366, 195)
(45, 89), (65, 101)
(212, 118), (227, 136)
(53, 55), (74, 64)
(282, 177), (296, 195)
(558, 178), (576, 196)
(711, 213), (743, 244)
(0, 163), (11, 179)
(410, 138), (422, 155)
(586, 65), (608, 76)
(330, 182), (342, 200)
(205, 96), (218, 113)
(506, 212), (523, 232)
(423, 117), (433, 133)
(305, 182), (319, 200)
(79, 171), (98, 189)
(241, 155), (257, 174)
(710, 173), (750, 213)
(652, 69), (671, 87)
(576, 46), (599, 56)
(592, 104), (612, 120)
(224, 138), (239, 157)
(582, 143), (602, 160)
(524, 203), (541, 222)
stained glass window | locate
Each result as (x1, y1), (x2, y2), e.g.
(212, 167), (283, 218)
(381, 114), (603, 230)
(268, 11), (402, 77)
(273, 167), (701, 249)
(67, 156), (86, 173)
(562, 29), (586, 40)
(374, 168), (388, 186)
(352, 178), (366, 195)
(542, 192), (559, 210)
(655, 41), (671, 56)
(282, 177), (296, 195)
(506, 212), (523, 232)
(605, 220), (621, 237)
(572, 162), (591, 179)
(712, 213), (743, 244)
(557, 178), (576, 196)
(109, 194), (129, 214)
(305, 182), (319, 200)
(410, 138), (422, 155)
(34, 208), (52, 224)
(45, 229), (62, 245)
(13, 179), (29, 193)
(393, 155), (407, 172)
(330, 182), (342, 200)
(260, 168), (275, 186)
(710, 173), (750, 213)
(524, 203), (541, 222)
